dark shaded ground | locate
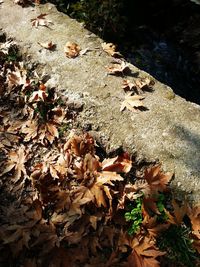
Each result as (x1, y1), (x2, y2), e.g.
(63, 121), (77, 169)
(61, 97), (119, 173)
(63, 0), (200, 104)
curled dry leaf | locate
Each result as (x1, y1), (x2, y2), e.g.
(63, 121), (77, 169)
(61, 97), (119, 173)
(135, 77), (154, 90)
(101, 42), (122, 57)
(187, 204), (200, 239)
(6, 63), (27, 91)
(106, 60), (129, 75)
(0, 145), (27, 183)
(21, 119), (59, 144)
(128, 236), (165, 267)
(31, 14), (53, 28)
(122, 77), (154, 94)
(120, 93), (145, 112)
(38, 41), (55, 50)
(29, 88), (48, 102)
(102, 152), (132, 173)
(64, 42), (81, 58)
(144, 165), (173, 195)
(122, 79), (136, 91)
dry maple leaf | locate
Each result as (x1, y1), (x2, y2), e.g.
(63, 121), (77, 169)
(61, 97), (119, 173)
(128, 236), (165, 267)
(120, 93), (145, 112)
(64, 42), (81, 58)
(102, 152), (132, 173)
(38, 41), (55, 50)
(64, 133), (95, 157)
(187, 204), (200, 239)
(21, 119), (38, 141)
(122, 79), (136, 91)
(21, 119), (59, 144)
(82, 171), (123, 208)
(101, 42), (122, 57)
(142, 215), (170, 239)
(38, 121), (59, 144)
(118, 178), (154, 210)
(106, 60), (129, 75)
(6, 63), (27, 91)
(167, 199), (188, 225)
(143, 165), (173, 195)
(0, 145), (27, 183)
(29, 88), (48, 102)
(31, 14), (53, 28)
(142, 197), (161, 216)
(134, 77), (154, 90)
(33, 152), (69, 179)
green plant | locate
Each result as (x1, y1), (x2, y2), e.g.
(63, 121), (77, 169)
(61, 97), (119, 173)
(6, 45), (21, 61)
(125, 197), (143, 235)
(58, 123), (69, 137)
(157, 224), (197, 267)
(156, 193), (168, 222)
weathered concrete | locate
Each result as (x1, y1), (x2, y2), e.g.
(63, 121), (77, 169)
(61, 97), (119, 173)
(0, 0), (200, 202)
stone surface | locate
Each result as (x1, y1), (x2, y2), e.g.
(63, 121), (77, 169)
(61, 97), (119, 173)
(0, 0), (200, 202)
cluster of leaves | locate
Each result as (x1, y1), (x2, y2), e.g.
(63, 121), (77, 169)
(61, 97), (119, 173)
(0, 10), (200, 267)
(102, 42), (154, 112)
(0, 43), (200, 267)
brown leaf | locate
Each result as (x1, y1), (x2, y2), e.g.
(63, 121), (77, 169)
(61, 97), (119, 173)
(122, 79), (136, 91)
(187, 204), (200, 238)
(142, 215), (169, 238)
(64, 42), (81, 58)
(106, 60), (129, 75)
(128, 236), (165, 267)
(142, 197), (161, 216)
(6, 63), (27, 91)
(64, 133), (95, 157)
(134, 77), (154, 90)
(0, 145), (27, 183)
(29, 88), (48, 102)
(31, 14), (53, 28)
(21, 119), (38, 141)
(168, 199), (188, 225)
(102, 152), (132, 173)
(101, 42), (122, 57)
(144, 165), (173, 195)
(120, 93), (145, 112)
(38, 41), (55, 50)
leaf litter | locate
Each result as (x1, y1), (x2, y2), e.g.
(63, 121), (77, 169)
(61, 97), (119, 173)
(0, 34), (199, 267)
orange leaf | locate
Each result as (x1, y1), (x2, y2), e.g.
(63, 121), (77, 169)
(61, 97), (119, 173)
(64, 42), (81, 58)
(102, 152), (132, 173)
(144, 165), (172, 195)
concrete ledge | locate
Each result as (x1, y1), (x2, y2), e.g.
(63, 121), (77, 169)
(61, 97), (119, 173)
(0, 0), (200, 201)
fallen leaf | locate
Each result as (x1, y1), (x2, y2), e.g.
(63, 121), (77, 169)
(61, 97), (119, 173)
(101, 42), (122, 57)
(31, 14), (53, 28)
(120, 93), (145, 112)
(6, 63), (27, 91)
(102, 152), (132, 173)
(64, 42), (81, 58)
(128, 236), (165, 267)
(0, 145), (27, 183)
(168, 199), (188, 225)
(21, 119), (38, 142)
(187, 204), (200, 238)
(134, 77), (154, 90)
(144, 165), (173, 195)
(29, 88), (48, 102)
(106, 60), (129, 75)
(122, 79), (136, 91)
(38, 41), (55, 50)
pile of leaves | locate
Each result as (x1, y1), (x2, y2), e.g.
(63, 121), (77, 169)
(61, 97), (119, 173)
(0, 34), (200, 267)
